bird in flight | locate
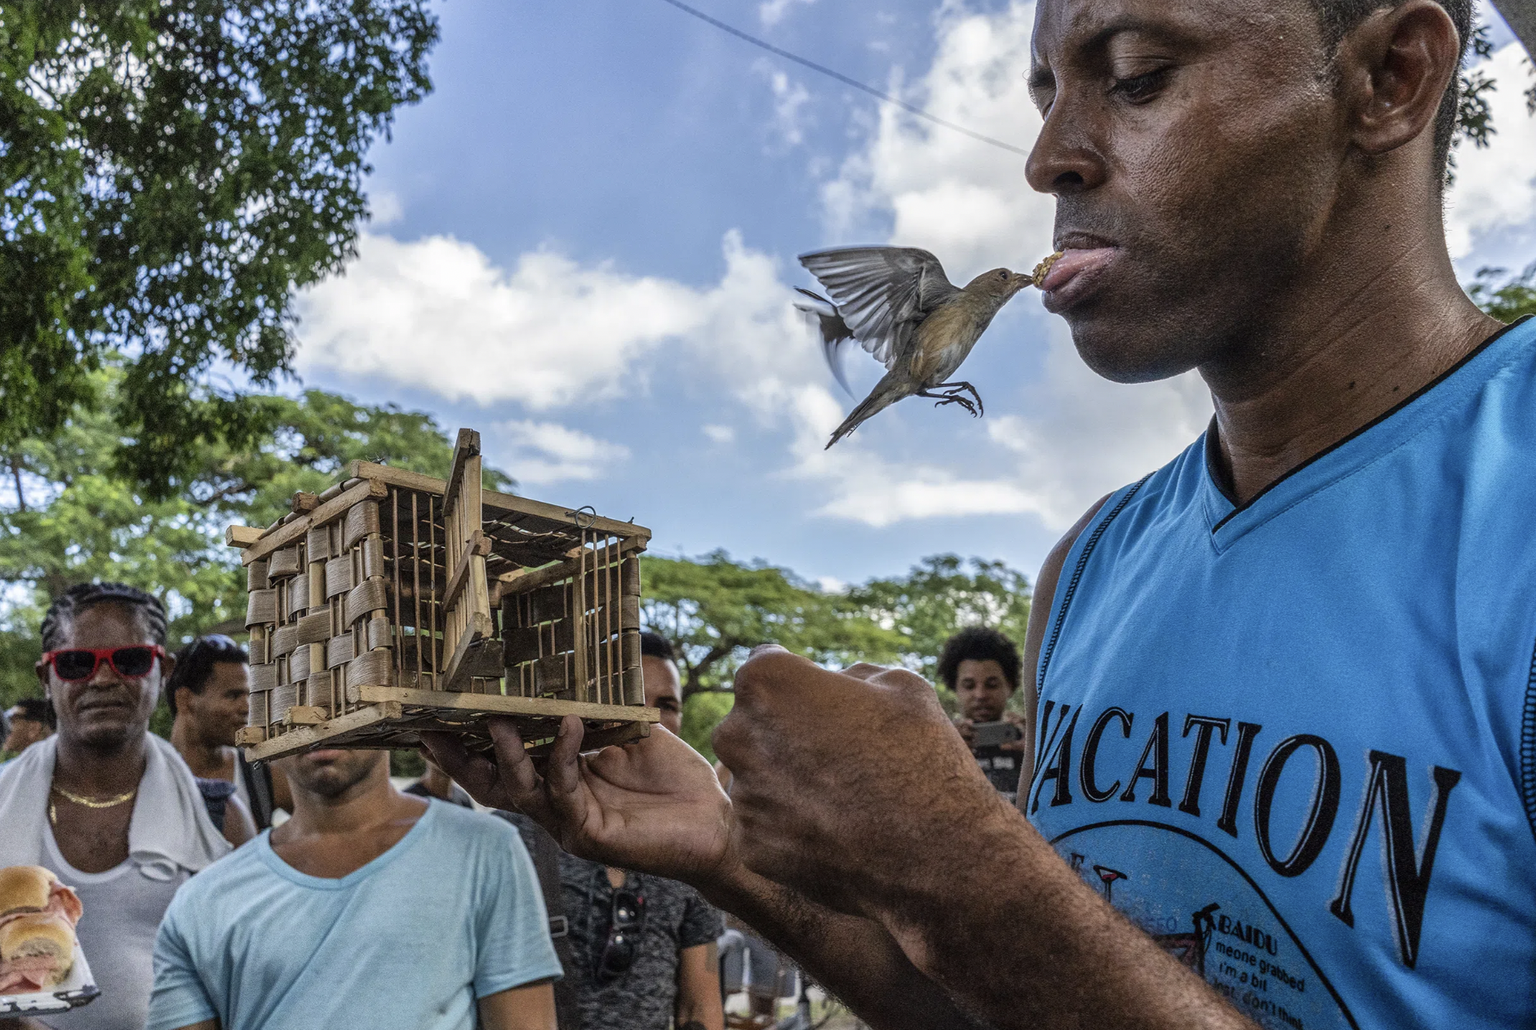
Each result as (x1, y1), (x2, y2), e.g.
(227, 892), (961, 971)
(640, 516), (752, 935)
(796, 247), (1059, 449)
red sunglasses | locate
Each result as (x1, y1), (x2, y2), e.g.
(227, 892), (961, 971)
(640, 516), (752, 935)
(42, 645), (166, 682)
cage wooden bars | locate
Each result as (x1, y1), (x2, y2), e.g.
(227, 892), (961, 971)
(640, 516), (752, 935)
(228, 429), (656, 762)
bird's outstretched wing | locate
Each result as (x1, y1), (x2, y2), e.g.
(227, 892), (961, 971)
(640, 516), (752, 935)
(798, 247), (960, 370)
(793, 288), (856, 396)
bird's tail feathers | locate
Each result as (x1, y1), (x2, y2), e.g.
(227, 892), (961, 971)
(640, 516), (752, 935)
(826, 373), (909, 449)
(794, 288), (855, 397)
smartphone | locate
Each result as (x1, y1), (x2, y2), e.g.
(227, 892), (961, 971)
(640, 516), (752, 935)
(970, 720), (1023, 749)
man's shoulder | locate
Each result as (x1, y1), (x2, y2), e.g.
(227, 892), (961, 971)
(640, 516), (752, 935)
(164, 837), (270, 917)
(416, 799), (529, 860)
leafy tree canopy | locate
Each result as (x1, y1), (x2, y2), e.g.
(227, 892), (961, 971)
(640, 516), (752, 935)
(0, 0), (438, 494)
(643, 551), (1033, 757)
(641, 551), (908, 698)
(844, 555), (1032, 686)
(0, 369), (509, 708)
(1470, 264), (1536, 322)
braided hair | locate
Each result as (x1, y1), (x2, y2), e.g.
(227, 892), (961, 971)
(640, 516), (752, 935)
(39, 582), (169, 653)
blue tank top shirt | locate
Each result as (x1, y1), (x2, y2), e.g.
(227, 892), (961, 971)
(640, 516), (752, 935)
(1027, 316), (1536, 1029)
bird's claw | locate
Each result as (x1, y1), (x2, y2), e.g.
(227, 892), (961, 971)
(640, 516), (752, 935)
(932, 392), (979, 417)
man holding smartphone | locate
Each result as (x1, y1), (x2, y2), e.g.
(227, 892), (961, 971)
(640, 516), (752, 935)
(937, 628), (1027, 802)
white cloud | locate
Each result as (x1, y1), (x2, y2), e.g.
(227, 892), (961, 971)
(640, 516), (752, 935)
(822, 2), (1050, 277)
(297, 233), (727, 408)
(702, 424), (736, 444)
(368, 190), (404, 227)
(758, 0), (815, 27)
(761, 66), (812, 147)
(295, 225), (824, 436)
(492, 420), (630, 487)
(1444, 41), (1536, 259)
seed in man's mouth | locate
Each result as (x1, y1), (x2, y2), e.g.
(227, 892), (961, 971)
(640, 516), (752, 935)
(1031, 251), (1065, 288)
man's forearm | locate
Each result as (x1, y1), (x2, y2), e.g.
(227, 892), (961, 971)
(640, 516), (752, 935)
(868, 805), (1257, 1030)
(704, 868), (987, 1030)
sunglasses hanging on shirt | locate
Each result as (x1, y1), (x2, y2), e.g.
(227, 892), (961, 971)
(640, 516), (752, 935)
(595, 886), (647, 983)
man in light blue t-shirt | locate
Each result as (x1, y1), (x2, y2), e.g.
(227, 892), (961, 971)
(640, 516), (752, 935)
(145, 747), (560, 1030)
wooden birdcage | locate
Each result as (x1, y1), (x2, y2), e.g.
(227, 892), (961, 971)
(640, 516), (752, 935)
(228, 429), (657, 762)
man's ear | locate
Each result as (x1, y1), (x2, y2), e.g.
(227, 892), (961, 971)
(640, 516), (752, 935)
(1336, 0), (1461, 158)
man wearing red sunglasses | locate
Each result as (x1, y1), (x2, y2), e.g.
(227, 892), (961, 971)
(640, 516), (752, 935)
(0, 583), (250, 1030)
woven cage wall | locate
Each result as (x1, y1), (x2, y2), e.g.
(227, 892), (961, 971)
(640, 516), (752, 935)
(244, 488), (406, 730)
(233, 438), (654, 759)
(501, 531), (644, 706)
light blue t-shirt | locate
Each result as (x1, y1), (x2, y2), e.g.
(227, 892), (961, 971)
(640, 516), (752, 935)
(1028, 316), (1536, 1029)
(146, 799), (561, 1030)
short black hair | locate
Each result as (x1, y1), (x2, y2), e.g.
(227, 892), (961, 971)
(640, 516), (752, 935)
(10, 698), (51, 724)
(937, 627), (1022, 694)
(39, 582), (168, 653)
(165, 635), (249, 716)
(1308, 0), (1472, 185)
(639, 630), (677, 663)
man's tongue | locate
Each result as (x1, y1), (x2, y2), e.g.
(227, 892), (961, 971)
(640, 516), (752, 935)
(1041, 247), (1115, 292)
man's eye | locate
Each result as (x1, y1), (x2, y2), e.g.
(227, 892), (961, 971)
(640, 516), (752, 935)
(1109, 68), (1169, 101)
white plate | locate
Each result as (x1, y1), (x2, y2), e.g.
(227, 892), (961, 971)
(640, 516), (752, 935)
(0, 941), (98, 1015)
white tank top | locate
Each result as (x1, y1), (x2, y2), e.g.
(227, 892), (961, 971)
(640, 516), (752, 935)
(39, 826), (189, 1030)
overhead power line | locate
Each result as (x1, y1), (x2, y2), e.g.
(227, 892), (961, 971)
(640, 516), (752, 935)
(651, 0), (1032, 158)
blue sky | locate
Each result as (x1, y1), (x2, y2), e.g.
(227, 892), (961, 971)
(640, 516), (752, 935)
(291, 0), (1536, 591)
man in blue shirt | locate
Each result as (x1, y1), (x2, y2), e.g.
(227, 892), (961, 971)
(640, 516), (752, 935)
(145, 747), (560, 1030)
(425, 0), (1536, 1027)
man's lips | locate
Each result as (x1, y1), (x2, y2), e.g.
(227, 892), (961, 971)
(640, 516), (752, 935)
(1040, 247), (1118, 293)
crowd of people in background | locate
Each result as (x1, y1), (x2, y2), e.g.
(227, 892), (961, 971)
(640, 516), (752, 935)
(0, 579), (1021, 1030)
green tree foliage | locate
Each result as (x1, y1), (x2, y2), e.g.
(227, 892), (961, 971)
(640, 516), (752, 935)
(0, 369), (508, 708)
(643, 552), (1032, 757)
(641, 551), (906, 698)
(844, 555), (1032, 685)
(1469, 264), (1536, 322)
(0, 0), (438, 494)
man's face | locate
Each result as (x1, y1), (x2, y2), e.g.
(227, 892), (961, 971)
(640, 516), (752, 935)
(177, 662), (251, 747)
(279, 748), (386, 801)
(2, 712), (47, 753)
(955, 659), (1015, 723)
(36, 603), (167, 752)
(642, 654), (683, 736)
(1028, 0), (1339, 382)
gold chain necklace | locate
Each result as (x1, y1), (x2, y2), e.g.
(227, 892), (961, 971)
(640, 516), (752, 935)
(49, 785), (137, 825)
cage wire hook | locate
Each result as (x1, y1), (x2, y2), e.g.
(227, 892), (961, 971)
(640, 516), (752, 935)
(566, 505), (598, 530)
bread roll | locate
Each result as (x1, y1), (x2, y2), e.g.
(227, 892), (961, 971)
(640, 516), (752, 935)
(0, 913), (74, 990)
(0, 867), (54, 917)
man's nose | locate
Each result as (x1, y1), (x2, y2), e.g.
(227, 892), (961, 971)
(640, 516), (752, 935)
(87, 655), (128, 688)
(1025, 99), (1107, 196)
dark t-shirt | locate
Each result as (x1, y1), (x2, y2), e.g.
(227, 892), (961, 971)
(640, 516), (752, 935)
(558, 852), (724, 1030)
(972, 743), (1023, 803)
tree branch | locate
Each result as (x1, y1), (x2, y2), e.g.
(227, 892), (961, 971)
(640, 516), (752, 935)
(8, 456), (26, 514)
(683, 644), (734, 699)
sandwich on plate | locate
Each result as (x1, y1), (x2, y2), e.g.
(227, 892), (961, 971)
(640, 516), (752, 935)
(0, 866), (82, 995)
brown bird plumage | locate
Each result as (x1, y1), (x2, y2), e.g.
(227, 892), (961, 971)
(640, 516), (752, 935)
(794, 246), (1041, 448)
